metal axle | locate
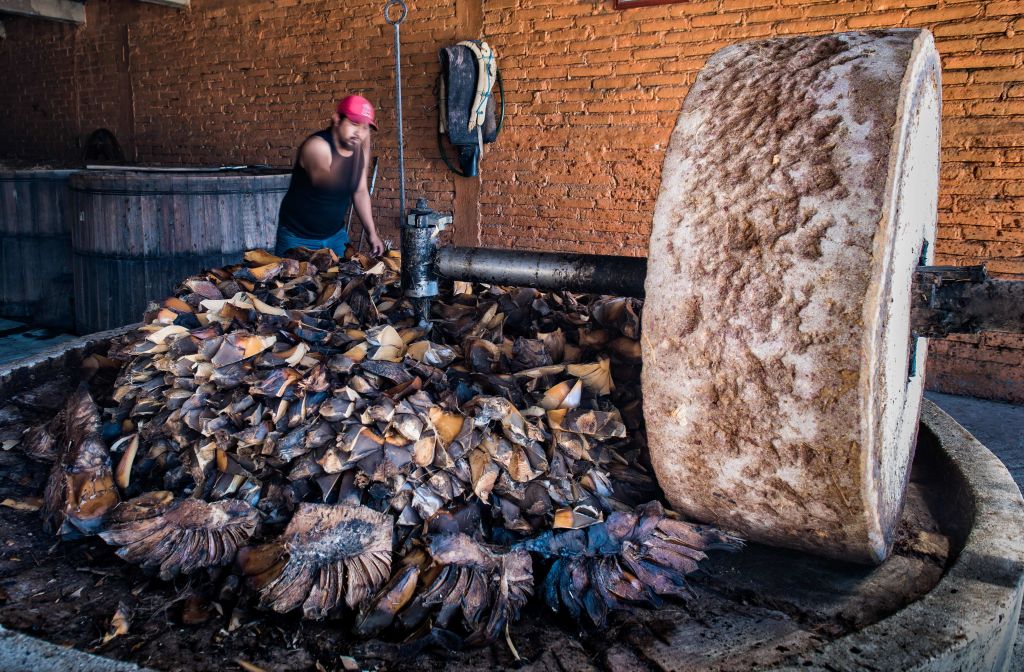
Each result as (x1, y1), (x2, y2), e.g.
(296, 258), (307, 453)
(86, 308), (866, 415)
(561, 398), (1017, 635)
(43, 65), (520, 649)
(436, 247), (647, 298)
(400, 200), (1020, 337)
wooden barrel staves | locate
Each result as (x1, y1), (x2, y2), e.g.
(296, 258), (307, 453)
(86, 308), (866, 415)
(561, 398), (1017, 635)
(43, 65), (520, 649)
(0, 168), (77, 329)
(70, 169), (290, 334)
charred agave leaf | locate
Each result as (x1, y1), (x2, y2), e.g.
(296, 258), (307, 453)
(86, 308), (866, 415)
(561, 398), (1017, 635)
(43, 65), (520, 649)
(519, 501), (742, 627)
(412, 533), (533, 644)
(239, 504), (392, 619)
(99, 495), (259, 580)
(42, 386), (120, 538)
(20, 409), (64, 463)
(591, 296), (641, 339)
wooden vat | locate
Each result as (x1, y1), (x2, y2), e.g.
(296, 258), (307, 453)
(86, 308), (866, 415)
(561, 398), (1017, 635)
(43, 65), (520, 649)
(0, 168), (76, 328)
(70, 169), (289, 334)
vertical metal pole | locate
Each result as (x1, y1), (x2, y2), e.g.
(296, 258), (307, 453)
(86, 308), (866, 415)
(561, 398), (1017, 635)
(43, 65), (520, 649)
(350, 157), (379, 252)
(384, 0), (408, 222)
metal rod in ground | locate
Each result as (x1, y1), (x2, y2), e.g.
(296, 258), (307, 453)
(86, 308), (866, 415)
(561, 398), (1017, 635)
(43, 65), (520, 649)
(384, 0), (407, 224)
(350, 157), (380, 253)
(435, 246), (648, 298)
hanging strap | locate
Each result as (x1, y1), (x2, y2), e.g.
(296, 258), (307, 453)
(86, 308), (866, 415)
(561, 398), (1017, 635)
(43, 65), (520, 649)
(456, 40), (497, 133)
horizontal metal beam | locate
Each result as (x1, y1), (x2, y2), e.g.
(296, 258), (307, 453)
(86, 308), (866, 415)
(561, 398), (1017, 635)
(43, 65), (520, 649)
(431, 249), (1022, 336)
(435, 246), (648, 298)
(0, 0), (84, 23)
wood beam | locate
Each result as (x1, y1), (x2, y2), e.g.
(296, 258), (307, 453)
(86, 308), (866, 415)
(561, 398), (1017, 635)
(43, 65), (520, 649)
(452, 0), (484, 248)
(0, 0), (85, 24)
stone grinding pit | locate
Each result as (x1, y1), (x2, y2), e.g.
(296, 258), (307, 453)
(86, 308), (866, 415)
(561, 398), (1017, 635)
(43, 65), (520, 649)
(0, 322), (953, 672)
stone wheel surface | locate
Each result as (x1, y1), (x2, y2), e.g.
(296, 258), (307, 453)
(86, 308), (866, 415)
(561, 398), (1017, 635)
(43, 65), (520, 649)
(642, 29), (941, 563)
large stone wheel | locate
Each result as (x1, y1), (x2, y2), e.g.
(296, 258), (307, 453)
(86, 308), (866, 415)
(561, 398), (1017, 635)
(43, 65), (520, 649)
(642, 29), (941, 563)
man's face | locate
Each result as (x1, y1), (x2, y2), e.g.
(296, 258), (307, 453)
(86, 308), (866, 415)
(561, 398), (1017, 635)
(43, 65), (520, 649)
(336, 116), (370, 151)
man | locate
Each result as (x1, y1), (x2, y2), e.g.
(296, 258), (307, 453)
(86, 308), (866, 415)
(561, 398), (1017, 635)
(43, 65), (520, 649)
(276, 95), (385, 257)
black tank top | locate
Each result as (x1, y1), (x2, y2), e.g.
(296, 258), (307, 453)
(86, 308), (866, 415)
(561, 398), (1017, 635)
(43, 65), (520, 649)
(277, 129), (365, 239)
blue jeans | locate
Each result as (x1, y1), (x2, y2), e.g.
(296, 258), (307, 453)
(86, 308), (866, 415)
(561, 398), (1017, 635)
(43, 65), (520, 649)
(274, 226), (349, 256)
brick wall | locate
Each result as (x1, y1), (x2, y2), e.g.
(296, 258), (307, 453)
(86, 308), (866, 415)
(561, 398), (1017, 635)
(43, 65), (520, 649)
(0, 0), (1022, 401)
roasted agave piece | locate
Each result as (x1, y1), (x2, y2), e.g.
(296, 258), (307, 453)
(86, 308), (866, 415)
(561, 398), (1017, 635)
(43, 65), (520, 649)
(358, 533), (532, 644)
(519, 501), (741, 627)
(42, 386), (120, 538)
(239, 503), (392, 620)
(99, 493), (260, 580)
(353, 562), (420, 637)
(20, 408), (64, 463)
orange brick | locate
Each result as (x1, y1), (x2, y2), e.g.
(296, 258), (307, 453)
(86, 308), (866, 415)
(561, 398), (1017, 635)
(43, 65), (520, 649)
(943, 83), (1011, 99)
(846, 11), (906, 28)
(638, 18), (693, 33)
(983, 332), (1024, 350)
(592, 75), (641, 89)
(717, 23), (776, 38)
(661, 26), (718, 43)
(746, 7), (803, 24)
(586, 50), (632, 64)
(972, 67), (1024, 82)
(971, 100), (1024, 115)
(979, 33), (1024, 50)
(691, 12), (744, 28)
(805, 2), (871, 17)
(987, 259), (1024, 275)
(778, 17), (837, 33)
(933, 37), (979, 52)
(637, 45), (694, 60)
(943, 53), (1017, 68)
(932, 19), (1012, 36)
(721, 0), (775, 9)
(985, 1), (1024, 16)
(534, 18), (575, 31)
(616, 33), (670, 48)
(909, 5), (984, 23)
(666, 1), (722, 17)
(612, 60), (666, 74)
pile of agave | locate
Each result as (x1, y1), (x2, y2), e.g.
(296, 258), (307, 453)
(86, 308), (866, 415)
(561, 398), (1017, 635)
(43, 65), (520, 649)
(22, 247), (740, 645)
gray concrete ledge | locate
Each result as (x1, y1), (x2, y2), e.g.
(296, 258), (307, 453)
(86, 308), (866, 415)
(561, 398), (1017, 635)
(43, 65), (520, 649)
(775, 400), (1024, 671)
(0, 624), (150, 671)
(0, 324), (138, 396)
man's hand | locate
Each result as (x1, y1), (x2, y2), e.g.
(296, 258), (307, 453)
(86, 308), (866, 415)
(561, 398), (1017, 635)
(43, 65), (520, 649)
(367, 232), (385, 257)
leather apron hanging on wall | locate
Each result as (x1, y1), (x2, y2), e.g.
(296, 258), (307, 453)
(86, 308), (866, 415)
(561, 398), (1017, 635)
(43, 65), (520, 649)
(438, 41), (503, 177)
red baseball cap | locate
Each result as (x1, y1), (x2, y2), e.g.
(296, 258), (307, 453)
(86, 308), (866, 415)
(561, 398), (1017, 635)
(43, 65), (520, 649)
(337, 95), (378, 131)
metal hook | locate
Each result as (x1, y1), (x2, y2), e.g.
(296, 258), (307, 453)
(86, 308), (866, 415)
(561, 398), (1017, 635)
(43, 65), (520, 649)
(384, 0), (407, 25)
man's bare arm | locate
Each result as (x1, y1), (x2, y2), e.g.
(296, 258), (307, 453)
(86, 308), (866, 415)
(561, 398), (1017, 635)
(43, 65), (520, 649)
(298, 137), (336, 188)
